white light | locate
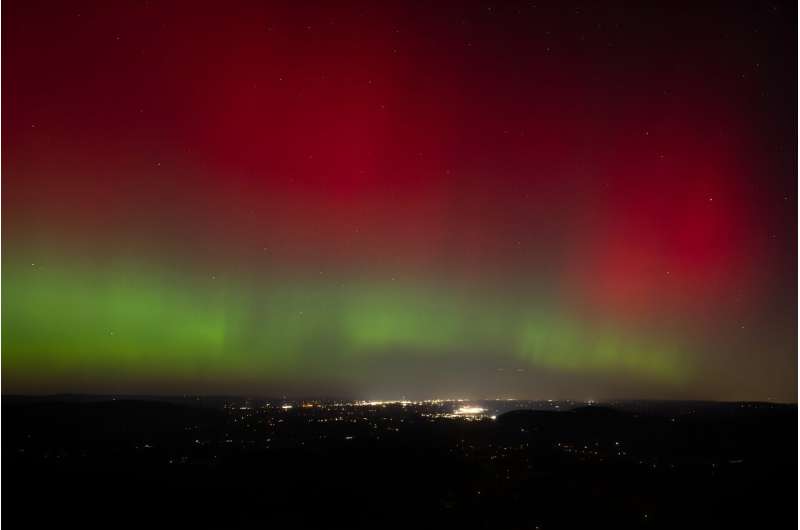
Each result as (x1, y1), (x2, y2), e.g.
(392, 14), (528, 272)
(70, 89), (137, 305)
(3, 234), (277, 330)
(281, 404), (293, 410)
(453, 406), (486, 415)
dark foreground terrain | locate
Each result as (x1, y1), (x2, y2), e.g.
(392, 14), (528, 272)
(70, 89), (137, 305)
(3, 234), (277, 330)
(3, 397), (796, 529)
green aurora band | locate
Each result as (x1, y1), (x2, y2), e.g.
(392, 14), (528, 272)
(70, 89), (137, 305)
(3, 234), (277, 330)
(3, 255), (691, 392)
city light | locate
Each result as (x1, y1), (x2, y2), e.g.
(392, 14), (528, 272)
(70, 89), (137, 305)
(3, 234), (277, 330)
(453, 406), (487, 415)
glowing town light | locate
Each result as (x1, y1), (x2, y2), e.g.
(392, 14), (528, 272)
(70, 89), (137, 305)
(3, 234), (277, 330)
(453, 405), (486, 415)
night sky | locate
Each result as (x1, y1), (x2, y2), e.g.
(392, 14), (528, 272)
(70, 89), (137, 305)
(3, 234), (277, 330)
(3, 1), (797, 401)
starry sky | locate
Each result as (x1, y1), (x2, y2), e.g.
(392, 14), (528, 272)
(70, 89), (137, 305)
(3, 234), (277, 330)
(3, 1), (797, 401)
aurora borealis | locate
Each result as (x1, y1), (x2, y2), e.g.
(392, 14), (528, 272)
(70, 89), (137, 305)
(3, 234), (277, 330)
(3, 1), (797, 400)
